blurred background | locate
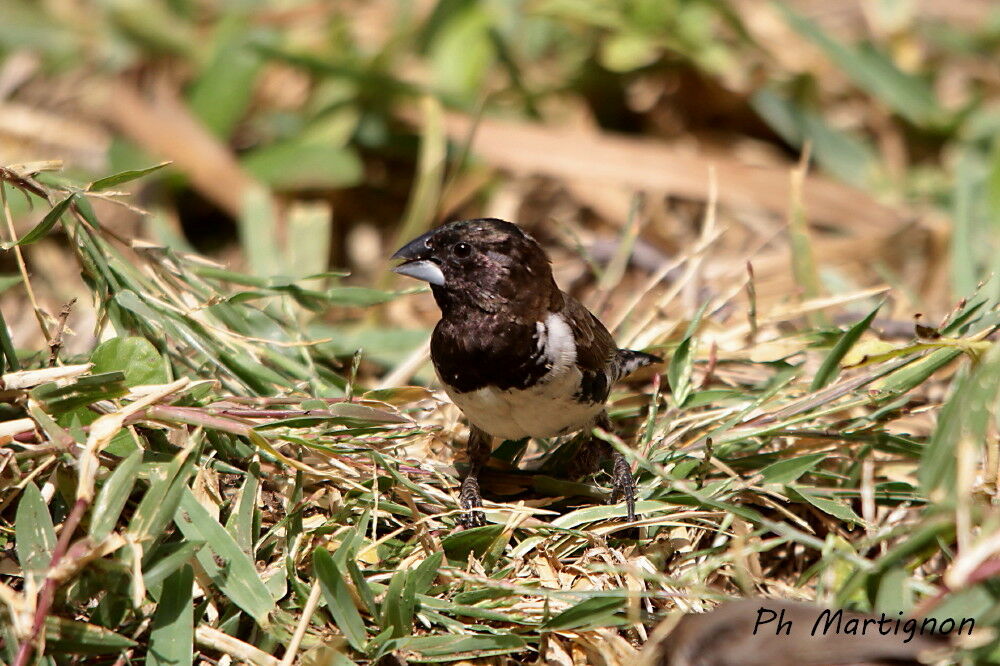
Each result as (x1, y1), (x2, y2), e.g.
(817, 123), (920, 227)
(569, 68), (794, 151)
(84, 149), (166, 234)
(2, 0), (999, 363)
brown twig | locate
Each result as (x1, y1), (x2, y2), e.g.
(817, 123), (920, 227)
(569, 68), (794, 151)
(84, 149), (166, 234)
(47, 298), (76, 367)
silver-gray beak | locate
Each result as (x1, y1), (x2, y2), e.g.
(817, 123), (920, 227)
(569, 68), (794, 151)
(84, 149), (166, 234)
(392, 259), (445, 286)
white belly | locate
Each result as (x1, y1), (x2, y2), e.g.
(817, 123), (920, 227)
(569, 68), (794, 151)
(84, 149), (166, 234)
(445, 374), (604, 440)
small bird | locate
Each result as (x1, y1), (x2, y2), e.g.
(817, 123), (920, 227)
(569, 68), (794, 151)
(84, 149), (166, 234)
(392, 218), (660, 527)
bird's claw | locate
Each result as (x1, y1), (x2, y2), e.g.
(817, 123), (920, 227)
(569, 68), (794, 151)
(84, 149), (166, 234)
(610, 452), (636, 522)
(458, 476), (486, 528)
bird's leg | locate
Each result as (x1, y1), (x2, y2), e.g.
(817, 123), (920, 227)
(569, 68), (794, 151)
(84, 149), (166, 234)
(458, 424), (492, 528)
(596, 412), (636, 522)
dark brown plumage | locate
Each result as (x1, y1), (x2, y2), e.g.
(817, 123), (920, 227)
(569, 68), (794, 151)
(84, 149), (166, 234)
(392, 218), (660, 526)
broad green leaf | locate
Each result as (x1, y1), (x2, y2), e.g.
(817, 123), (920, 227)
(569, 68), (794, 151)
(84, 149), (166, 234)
(811, 301), (883, 390)
(89, 163), (170, 191)
(173, 489), (275, 625)
(91, 336), (170, 387)
(147, 565), (193, 666)
(314, 547), (367, 652)
(15, 482), (56, 585)
(90, 448), (143, 542)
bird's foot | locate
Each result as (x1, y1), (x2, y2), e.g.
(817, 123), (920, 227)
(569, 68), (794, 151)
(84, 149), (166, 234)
(610, 451), (636, 522)
(458, 475), (486, 528)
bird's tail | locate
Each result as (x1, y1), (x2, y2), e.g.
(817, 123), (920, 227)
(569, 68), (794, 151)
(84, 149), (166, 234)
(613, 349), (662, 382)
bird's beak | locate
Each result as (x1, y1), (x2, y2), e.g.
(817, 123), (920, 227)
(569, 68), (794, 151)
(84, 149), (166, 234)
(391, 230), (446, 286)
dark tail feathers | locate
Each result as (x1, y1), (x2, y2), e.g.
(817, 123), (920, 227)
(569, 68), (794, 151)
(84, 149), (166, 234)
(613, 349), (662, 382)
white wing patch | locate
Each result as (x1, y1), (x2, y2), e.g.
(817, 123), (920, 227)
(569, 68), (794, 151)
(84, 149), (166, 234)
(444, 312), (604, 440)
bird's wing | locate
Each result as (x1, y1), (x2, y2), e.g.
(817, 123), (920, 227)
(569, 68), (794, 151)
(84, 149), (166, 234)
(560, 292), (616, 374)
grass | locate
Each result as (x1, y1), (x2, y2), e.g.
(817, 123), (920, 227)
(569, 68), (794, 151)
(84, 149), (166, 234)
(2, 161), (999, 664)
(2, 1), (1000, 664)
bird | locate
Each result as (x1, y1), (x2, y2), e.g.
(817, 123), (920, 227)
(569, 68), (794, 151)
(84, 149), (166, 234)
(391, 218), (661, 527)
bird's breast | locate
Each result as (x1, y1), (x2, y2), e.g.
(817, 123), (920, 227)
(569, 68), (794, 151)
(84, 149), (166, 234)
(440, 311), (606, 440)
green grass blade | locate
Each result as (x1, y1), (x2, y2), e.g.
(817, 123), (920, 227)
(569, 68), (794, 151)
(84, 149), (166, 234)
(90, 449), (143, 543)
(541, 595), (626, 631)
(11, 193), (74, 246)
(15, 482), (56, 587)
(314, 546), (368, 652)
(147, 564), (194, 666)
(810, 301), (883, 390)
(668, 301), (709, 407)
(129, 446), (198, 546)
(225, 470), (259, 554)
(758, 452), (828, 485)
(0, 304), (18, 372)
(88, 163), (170, 191)
(44, 617), (137, 655)
(173, 488), (276, 625)
(142, 541), (204, 590)
(919, 346), (1000, 496)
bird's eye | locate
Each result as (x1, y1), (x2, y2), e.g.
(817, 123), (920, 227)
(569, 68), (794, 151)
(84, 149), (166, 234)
(452, 242), (472, 259)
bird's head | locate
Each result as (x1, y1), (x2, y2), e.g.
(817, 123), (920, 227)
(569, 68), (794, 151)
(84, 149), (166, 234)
(391, 218), (557, 314)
